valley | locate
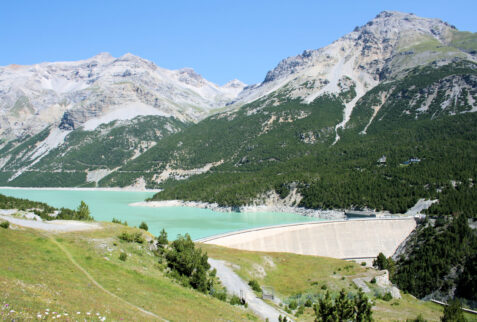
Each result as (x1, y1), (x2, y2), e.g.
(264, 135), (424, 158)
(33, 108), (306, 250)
(0, 8), (476, 321)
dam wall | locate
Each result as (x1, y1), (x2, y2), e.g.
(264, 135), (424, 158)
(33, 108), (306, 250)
(200, 218), (417, 259)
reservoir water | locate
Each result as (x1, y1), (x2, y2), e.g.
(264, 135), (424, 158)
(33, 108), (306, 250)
(0, 188), (320, 240)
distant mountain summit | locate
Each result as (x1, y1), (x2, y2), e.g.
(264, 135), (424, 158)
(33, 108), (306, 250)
(0, 53), (246, 140)
(233, 11), (476, 139)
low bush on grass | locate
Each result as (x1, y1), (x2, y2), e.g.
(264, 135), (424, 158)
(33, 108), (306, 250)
(119, 252), (127, 262)
(229, 295), (243, 306)
(112, 218), (128, 226)
(139, 221), (148, 231)
(248, 279), (261, 293)
(118, 231), (144, 244)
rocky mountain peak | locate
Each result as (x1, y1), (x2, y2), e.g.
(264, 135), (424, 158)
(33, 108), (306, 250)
(262, 11), (457, 85)
(355, 11), (455, 44)
(91, 52), (115, 63)
(176, 68), (207, 86)
(0, 53), (246, 140)
(222, 79), (246, 89)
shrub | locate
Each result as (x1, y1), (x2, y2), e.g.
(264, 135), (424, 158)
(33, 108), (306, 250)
(304, 298), (313, 307)
(112, 218), (128, 226)
(406, 313), (426, 322)
(76, 201), (93, 220)
(210, 268), (217, 277)
(370, 277), (376, 284)
(382, 292), (393, 301)
(165, 233), (211, 293)
(441, 299), (465, 322)
(248, 279), (261, 293)
(119, 252), (127, 261)
(229, 295), (243, 306)
(156, 228), (168, 248)
(0, 221), (9, 229)
(288, 300), (298, 310)
(118, 231), (133, 242)
(139, 221), (148, 231)
(118, 231), (144, 243)
(296, 305), (305, 316)
(361, 262), (366, 266)
(133, 232), (144, 243)
(210, 288), (227, 301)
(314, 289), (372, 321)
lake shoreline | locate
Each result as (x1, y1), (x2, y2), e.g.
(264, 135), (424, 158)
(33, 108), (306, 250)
(0, 188), (321, 240)
(130, 200), (346, 220)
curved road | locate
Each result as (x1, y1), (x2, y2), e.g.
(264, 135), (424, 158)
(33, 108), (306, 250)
(209, 258), (288, 322)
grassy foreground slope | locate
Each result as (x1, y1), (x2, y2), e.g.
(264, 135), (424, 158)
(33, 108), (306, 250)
(200, 244), (476, 322)
(0, 224), (253, 321)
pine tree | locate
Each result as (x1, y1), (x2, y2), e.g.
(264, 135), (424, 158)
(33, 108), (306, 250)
(156, 228), (168, 248)
(76, 201), (92, 220)
(335, 289), (353, 321)
(139, 221), (148, 231)
(441, 300), (466, 322)
(354, 289), (373, 322)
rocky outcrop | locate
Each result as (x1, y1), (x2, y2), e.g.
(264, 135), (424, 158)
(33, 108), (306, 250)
(234, 11), (477, 135)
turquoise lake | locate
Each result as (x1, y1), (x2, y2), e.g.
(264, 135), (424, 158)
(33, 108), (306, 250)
(0, 188), (319, 240)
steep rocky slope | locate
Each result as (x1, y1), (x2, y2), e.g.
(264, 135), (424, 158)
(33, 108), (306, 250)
(0, 52), (245, 140)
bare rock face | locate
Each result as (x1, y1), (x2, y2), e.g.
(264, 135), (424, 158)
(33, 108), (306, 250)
(234, 11), (476, 133)
(58, 112), (75, 130)
(0, 53), (246, 140)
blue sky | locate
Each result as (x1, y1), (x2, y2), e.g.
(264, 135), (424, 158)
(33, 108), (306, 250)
(1, 0), (476, 85)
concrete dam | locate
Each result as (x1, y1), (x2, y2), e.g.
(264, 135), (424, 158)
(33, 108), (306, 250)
(199, 218), (416, 260)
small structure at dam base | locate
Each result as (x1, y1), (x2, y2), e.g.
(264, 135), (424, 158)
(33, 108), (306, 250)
(345, 210), (376, 218)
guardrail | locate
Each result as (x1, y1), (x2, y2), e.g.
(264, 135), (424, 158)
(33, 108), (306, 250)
(431, 300), (477, 315)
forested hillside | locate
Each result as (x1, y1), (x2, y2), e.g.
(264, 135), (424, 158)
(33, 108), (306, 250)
(392, 214), (477, 305)
(138, 61), (477, 215)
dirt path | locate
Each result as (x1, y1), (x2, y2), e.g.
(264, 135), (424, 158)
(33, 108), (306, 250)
(48, 235), (166, 321)
(209, 258), (289, 321)
(0, 214), (101, 232)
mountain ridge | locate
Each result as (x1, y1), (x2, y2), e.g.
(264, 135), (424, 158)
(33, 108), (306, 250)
(0, 52), (246, 140)
(0, 11), (476, 199)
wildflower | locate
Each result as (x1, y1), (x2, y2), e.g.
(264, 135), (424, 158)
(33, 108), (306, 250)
(57, 314), (61, 318)
(37, 314), (42, 318)
(46, 308), (50, 311)
(96, 312), (100, 315)
(87, 312), (91, 315)
(77, 311), (81, 314)
(10, 310), (15, 313)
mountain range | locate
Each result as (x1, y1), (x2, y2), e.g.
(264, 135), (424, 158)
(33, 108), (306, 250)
(0, 11), (476, 214)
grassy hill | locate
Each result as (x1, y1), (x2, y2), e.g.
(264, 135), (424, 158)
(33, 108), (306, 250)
(0, 224), (254, 321)
(200, 244), (477, 321)
(1, 211), (476, 320)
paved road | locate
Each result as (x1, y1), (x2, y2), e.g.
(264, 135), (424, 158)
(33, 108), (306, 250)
(209, 258), (286, 321)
